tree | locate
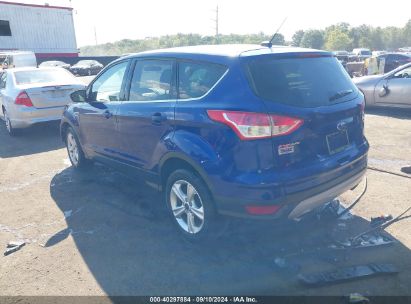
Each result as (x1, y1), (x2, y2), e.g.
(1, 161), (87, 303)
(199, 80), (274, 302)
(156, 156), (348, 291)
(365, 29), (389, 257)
(292, 30), (304, 47)
(403, 19), (411, 46)
(350, 24), (372, 49)
(382, 27), (405, 50)
(324, 29), (352, 51)
(270, 33), (285, 45)
(300, 30), (324, 49)
(370, 27), (385, 50)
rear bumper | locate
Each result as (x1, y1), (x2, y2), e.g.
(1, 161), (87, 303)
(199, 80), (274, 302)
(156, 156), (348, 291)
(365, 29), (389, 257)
(9, 106), (65, 129)
(287, 169), (365, 219)
(213, 149), (368, 220)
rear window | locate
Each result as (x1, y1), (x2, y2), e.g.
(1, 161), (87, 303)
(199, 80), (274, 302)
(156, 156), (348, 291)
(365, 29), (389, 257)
(246, 56), (358, 107)
(14, 69), (75, 85)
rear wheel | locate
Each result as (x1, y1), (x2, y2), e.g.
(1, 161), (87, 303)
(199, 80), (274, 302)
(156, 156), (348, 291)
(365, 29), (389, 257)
(3, 110), (17, 136)
(65, 127), (91, 169)
(165, 169), (224, 241)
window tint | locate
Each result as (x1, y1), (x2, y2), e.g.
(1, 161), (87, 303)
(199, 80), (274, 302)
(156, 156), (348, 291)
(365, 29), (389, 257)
(90, 61), (128, 102)
(0, 20), (12, 36)
(14, 69), (75, 85)
(129, 60), (174, 101)
(246, 56), (358, 108)
(178, 61), (227, 99)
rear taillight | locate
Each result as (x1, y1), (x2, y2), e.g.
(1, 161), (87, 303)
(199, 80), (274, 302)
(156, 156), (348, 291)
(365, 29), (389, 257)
(15, 91), (33, 107)
(207, 110), (303, 140)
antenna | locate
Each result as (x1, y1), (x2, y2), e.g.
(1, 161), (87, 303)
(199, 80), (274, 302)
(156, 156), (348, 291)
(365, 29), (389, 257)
(261, 17), (287, 48)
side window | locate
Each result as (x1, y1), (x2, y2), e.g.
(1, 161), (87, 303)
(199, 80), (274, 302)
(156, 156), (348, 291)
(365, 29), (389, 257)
(394, 67), (411, 79)
(0, 73), (6, 89)
(129, 59), (174, 101)
(178, 61), (227, 99)
(89, 61), (128, 102)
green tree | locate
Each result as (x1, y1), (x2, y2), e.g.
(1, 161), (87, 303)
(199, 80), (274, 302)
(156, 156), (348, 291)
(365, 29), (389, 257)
(300, 30), (324, 49)
(403, 20), (411, 46)
(382, 26), (405, 50)
(324, 29), (352, 51)
(291, 30), (304, 47)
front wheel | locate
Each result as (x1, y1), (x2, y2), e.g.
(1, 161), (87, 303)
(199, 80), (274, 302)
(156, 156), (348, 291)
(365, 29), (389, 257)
(165, 169), (224, 241)
(65, 127), (91, 169)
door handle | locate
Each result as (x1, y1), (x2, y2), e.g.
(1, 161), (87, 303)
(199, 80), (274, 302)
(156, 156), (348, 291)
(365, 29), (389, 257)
(152, 113), (165, 124)
(103, 110), (113, 119)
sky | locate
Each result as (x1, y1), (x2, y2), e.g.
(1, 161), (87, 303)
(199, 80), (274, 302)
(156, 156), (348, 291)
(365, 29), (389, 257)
(11, 0), (411, 47)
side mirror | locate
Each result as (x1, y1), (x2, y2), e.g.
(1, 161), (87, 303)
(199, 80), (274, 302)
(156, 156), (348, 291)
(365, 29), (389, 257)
(378, 85), (389, 97)
(70, 89), (87, 103)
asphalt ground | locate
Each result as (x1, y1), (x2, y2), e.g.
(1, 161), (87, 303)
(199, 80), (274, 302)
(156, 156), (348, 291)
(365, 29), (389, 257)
(0, 107), (410, 297)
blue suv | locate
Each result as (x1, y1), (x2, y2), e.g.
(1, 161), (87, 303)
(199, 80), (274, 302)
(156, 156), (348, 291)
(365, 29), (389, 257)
(61, 44), (368, 240)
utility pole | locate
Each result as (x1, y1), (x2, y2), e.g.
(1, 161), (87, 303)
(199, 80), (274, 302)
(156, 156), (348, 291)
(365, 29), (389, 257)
(94, 26), (98, 45)
(213, 5), (219, 44)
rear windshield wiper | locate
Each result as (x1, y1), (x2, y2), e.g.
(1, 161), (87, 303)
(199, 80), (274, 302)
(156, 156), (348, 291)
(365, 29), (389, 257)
(329, 89), (354, 102)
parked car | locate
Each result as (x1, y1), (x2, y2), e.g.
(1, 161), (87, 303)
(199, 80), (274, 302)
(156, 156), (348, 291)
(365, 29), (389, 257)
(379, 53), (411, 73)
(354, 62), (411, 108)
(333, 50), (349, 62)
(351, 48), (372, 61)
(1, 51), (37, 69)
(0, 67), (86, 136)
(70, 60), (103, 76)
(363, 53), (411, 76)
(333, 51), (349, 69)
(61, 45), (368, 240)
(372, 51), (387, 57)
(39, 60), (71, 70)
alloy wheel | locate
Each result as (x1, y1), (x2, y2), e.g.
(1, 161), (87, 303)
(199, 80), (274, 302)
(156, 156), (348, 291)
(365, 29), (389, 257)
(170, 180), (205, 234)
(67, 132), (79, 166)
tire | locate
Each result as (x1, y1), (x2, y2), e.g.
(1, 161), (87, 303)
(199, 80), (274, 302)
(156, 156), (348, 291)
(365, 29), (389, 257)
(165, 169), (224, 241)
(65, 127), (91, 169)
(3, 110), (17, 136)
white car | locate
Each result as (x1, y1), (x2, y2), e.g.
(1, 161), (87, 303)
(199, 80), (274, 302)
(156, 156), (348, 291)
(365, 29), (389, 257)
(0, 67), (86, 136)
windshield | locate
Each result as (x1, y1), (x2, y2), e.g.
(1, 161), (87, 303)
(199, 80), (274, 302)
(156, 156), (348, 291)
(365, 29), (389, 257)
(246, 56), (358, 107)
(14, 69), (76, 85)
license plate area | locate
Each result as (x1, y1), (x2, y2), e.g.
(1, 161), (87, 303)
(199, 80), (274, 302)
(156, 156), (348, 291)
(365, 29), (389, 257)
(51, 91), (66, 98)
(326, 130), (349, 155)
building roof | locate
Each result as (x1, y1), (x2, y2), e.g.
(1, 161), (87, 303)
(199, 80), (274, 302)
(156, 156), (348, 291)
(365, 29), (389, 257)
(0, 1), (72, 11)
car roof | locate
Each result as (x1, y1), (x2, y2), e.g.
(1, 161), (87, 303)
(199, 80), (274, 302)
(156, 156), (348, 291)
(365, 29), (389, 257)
(120, 44), (331, 63)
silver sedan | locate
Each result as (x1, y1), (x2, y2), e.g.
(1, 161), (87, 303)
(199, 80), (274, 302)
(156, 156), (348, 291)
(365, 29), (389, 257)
(353, 63), (411, 108)
(0, 67), (86, 136)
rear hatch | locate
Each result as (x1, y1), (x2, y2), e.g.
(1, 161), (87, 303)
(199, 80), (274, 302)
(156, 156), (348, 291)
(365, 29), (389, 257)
(14, 69), (85, 108)
(245, 54), (366, 189)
